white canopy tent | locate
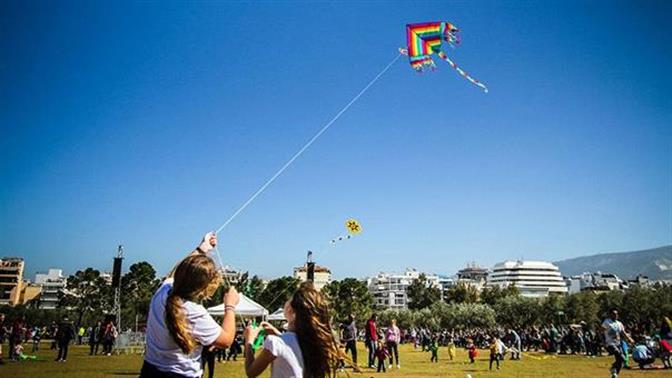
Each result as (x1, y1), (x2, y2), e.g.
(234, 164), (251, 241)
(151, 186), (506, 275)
(207, 294), (269, 319)
(267, 308), (286, 321)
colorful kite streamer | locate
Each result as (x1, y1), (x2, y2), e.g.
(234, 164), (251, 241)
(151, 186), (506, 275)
(402, 21), (488, 93)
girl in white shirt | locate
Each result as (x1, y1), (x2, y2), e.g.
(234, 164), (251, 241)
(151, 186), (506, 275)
(243, 282), (343, 378)
(141, 233), (240, 378)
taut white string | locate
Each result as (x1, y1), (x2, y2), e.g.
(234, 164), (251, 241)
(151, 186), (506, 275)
(214, 53), (402, 239)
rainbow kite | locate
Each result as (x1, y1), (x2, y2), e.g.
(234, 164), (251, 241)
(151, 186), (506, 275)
(402, 21), (488, 93)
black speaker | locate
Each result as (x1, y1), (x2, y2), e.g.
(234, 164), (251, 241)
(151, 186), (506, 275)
(112, 257), (123, 287)
(306, 262), (315, 282)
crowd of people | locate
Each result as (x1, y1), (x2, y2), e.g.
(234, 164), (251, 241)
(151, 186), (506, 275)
(0, 312), (120, 364)
(2, 232), (671, 378)
(349, 310), (672, 377)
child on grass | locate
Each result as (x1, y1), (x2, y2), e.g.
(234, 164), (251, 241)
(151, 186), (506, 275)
(14, 341), (37, 361)
(429, 336), (439, 363)
(447, 335), (456, 361)
(489, 336), (505, 371)
(466, 338), (478, 363)
(376, 339), (390, 372)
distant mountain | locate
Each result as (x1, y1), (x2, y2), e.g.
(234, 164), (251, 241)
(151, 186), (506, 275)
(554, 246), (672, 280)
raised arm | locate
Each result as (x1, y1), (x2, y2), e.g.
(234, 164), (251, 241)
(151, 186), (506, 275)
(211, 286), (239, 348)
(166, 232), (218, 279)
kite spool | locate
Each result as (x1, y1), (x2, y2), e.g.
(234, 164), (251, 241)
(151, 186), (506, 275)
(250, 320), (266, 352)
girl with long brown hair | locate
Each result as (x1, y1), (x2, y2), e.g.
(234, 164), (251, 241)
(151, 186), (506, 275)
(141, 232), (239, 378)
(243, 281), (343, 378)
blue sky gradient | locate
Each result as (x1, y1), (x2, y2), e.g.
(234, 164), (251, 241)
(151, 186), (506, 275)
(1, 0), (670, 279)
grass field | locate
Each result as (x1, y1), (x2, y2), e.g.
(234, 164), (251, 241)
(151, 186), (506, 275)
(1, 342), (669, 377)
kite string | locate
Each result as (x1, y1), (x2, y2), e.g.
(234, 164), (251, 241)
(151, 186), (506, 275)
(212, 54), (401, 312)
(214, 53), (403, 236)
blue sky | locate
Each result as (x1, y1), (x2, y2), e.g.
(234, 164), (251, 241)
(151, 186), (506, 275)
(1, 0), (670, 280)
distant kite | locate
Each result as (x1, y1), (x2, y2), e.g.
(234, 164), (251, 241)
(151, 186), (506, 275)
(331, 218), (363, 245)
(400, 21), (488, 93)
(345, 218), (362, 235)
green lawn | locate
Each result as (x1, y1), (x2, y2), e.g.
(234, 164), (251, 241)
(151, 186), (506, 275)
(1, 342), (669, 377)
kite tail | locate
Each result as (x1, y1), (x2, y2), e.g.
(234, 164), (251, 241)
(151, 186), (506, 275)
(330, 234), (352, 245)
(437, 51), (488, 93)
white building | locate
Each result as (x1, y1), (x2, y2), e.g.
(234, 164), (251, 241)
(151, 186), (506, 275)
(100, 272), (113, 286)
(35, 269), (67, 310)
(487, 260), (567, 297)
(293, 264), (331, 291)
(456, 264), (490, 291)
(565, 272), (625, 294)
(367, 268), (440, 309)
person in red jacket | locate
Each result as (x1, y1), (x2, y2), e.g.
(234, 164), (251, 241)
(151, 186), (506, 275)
(365, 314), (378, 368)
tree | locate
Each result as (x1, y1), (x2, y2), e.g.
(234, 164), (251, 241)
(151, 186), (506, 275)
(59, 268), (112, 327)
(621, 285), (660, 331)
(596, 290), (624, 321)
(564, 291), (599, 325)
(443, 282), (479, 304)
(430, 302), (496, 330)
(493, 296), (541, 328)
(121, 261), (160, 328)
(235, 273), (265, 302)
(257, 276), (300, 311)
(406, 274), (442, 310)
(376, 308), (414, 330)
(322, 278), (373, 323)
(540, 293), (566, 325)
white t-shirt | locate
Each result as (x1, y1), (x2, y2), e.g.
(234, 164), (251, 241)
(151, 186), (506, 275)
(263, 332), (304, 378)
(602, 318), (624, 347)
(144, 279), (221, 377)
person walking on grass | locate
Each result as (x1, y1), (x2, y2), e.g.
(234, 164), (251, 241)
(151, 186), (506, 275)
(365, 313), (378, 368)
(102, 319), (118, 355)
(447, 334), (456, 361)
(466, 338), (477, 363)
(340, 314), (358, 367)
(385, 319), (401, 369)
(602, 309), (634, 378)
(31, 326), (41, 353)
(429, 336), (439, 363)
(489, 336), (505, 371)
(140, 232), (240, 378)
(89, 321), (101, 355)
(78, 326), (85, 345)
(509, 329), (522, 360)
(49, 322), (58, 350)
(243, 282), (347, 378)
(9, 315), (26, 361)
(55, 315), (75, 362)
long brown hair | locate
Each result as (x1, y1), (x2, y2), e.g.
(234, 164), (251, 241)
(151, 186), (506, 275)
(290, 282), (343, 378)
(165, 254), (221, 354)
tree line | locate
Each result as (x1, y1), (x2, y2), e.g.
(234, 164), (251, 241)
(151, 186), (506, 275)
(381, 273), (672, 332)
(2, 264), (670, 334)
